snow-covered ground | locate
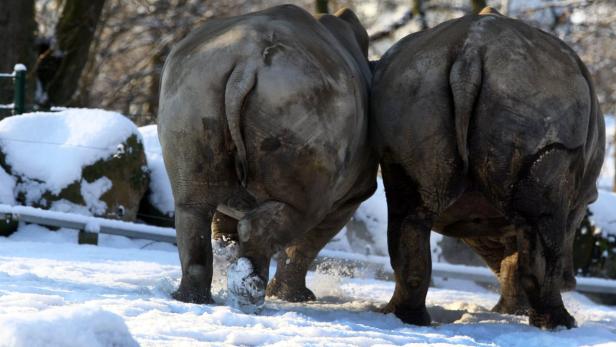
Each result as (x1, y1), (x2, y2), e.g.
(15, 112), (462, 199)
(1, 228), (615, 346)
(0, 116), (613, 345)
(0, 113), (614, 345)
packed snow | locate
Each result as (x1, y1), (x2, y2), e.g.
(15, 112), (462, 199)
(1, 230), (615, 346)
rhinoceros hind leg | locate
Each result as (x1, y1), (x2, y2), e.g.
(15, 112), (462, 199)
(512, 148), (578, 329)
(228, 201), (306, 312)
(267, 200), (361, 302)
(379, 162), (434, 326)
(227, 257), (267, 313)
(172, 263), (215, 304)
(173, 205), (217, 305)
(378, 301), (431, 326)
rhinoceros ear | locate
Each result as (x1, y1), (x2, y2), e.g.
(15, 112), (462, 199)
(334, 8), (369, 58)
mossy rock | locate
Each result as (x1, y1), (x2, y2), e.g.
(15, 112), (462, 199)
(2, 134), (149, 221)
(82, 134), (149, 221)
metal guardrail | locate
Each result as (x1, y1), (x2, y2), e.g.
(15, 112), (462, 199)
(317, 249), (616, 295)
(0, 204), (176, 244)
(2, 203), (616, 295)
(0, 64), (27, 115)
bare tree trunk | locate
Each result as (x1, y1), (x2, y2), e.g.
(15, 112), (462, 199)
(45, 0), (106, 107)
(471, 0), (488, 14)
(316, 0), (329, 14)
(412, 0), (428, 30)
(0, 0), (36, 112)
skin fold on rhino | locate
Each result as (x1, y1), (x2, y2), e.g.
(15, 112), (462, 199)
(371, 8), (605, 329)
(158, 5), (377, 312)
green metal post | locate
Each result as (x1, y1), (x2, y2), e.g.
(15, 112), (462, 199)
(13, 64), (26, 115)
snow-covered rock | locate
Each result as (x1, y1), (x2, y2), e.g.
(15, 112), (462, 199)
(0, 109), (149, 222)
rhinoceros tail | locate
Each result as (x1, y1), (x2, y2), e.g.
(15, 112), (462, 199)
(449, 48), (482, 171)
(225, 61), (258, 188)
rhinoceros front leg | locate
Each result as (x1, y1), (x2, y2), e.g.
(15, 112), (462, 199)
(173, 204), (216, 304)
(227, 200), (304, 313)
(493, 235), (530, 315)
(464, 235), (529, 315)
(211, 211), (239, 263)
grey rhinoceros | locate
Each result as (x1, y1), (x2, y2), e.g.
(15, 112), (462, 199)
(371, 8), (605, 329)
(158, 4), (376, 313)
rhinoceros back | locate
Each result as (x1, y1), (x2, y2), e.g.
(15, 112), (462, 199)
(159, 5), (370, 213)
(451, 14), (604, 205)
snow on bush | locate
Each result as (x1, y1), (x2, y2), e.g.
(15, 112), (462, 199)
(0, 306), (138, 347)
(138, 125), (174, 217)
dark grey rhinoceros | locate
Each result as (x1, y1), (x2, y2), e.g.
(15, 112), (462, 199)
(371, 8), (605, 329)
(158, 4), (376, 313)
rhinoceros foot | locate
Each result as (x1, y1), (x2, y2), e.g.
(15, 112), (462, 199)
(227, 257), (266, 314)
(266, 277), (316, 302)
(529, 307), (576, 330)
(171, 287), (215, 305)
(491, 296), (529, 316)
(172, 264), (215, 304)
(212, 237), (239, 263)
(379, 302), (431, 326)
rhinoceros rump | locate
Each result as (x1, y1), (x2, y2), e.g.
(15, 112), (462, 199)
(371, 10), (605, 329)
(158, 5), (376, 313)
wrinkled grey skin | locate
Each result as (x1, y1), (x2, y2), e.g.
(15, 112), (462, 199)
(158, 5), (376, 309)
(372, 10), (605, 329)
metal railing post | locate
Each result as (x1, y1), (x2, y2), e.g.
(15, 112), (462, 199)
(13, 64), (26, 115)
